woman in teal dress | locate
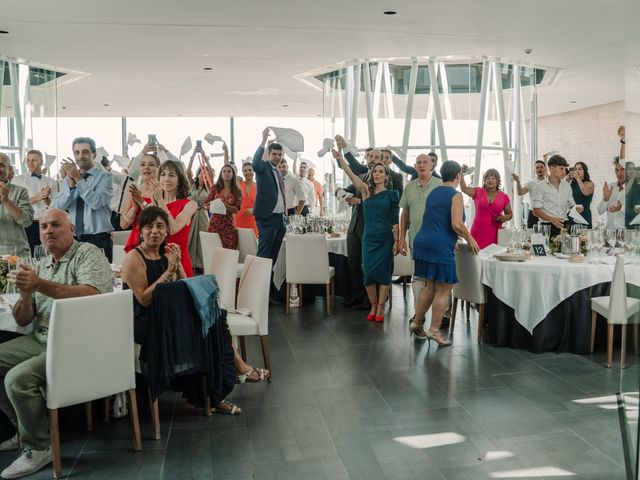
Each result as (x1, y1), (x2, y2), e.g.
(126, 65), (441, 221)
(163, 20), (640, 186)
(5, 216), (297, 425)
(334, 149), (399, 323)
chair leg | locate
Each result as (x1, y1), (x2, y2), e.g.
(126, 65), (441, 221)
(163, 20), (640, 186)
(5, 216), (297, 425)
(49, 409), (62, 479)
(331, 278), (335, 306)
(621, 325), (628, 369)
(402, 279), (407, 299)
(260, 335), (272, 374)
(325, 284), (331, 315)
(299, 285), (302, 307)
(285, 283), (290, 314)
(85, 401), (93, 432)
(450, 297), (459, 335)
(148, 387), (161, 440)
(634, 322), (639, 356)
(607, 323), (614, 368)
(201, 375), (212, 417)
(103, 397), (110, 423)
(465, 301), (470, 322)
(590, 311), (597, 354)
(127, 389), (142, 451)
(477, 303), (485, 343)
(239, 336), (247, 362)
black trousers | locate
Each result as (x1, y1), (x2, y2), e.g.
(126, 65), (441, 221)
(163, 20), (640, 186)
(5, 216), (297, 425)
(256, 214), (286, 265)
(25, 221), (41, 255)
(76, 233), (113, 263)
(286, 205), (310, 217)
(346, 229), (366, 303)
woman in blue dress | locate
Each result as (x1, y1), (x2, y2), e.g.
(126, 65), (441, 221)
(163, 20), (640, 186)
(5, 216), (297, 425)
(334, 148), (399, 322)
(410, 161), (479, 346)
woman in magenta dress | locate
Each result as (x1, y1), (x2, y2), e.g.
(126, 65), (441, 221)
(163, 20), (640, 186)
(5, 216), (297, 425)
(206, 164), (242, 250)
(459, 167), (512, 249)
(150, 160), (197, 277)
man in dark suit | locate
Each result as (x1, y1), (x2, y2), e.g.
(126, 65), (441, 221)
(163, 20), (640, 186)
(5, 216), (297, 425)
(252, 128), (287, 265)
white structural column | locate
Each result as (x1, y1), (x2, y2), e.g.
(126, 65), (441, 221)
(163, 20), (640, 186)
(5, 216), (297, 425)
(372, 62), (383, 118)
(491, 61), (513, 199)
(383, 61), (395, 119)
(530, 91), (538, 177)
(474, 60), (490, 186)
(438, 61), (453, 120)
(343, 66), (354, 140)
(351, 65), (361, 142)
(428, 59), (448, 163)
(401, 59), (419, 161)
(363, 62), (376, 146)
(512, 65), (522, 226)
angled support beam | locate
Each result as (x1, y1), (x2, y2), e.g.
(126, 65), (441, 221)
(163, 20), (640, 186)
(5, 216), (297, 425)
(401, 59), (419, 161)
(428, 59), (448, 163)
(363, 62), (376, 147)
(474, 60), (490, 186)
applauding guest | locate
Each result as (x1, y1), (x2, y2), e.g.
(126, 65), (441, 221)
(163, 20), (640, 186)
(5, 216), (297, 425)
(334, 148), (399, 323)
(52, 137), (114, 261)
(0, 153), (33, 258)
(205, 165), (242, 250)
(598, 158), (626, 229)
(532, 155), (578, 236)
(459, 166), (512, 249)
(235, 163), (258, 235)
(568, 162), (594, 228)
(2, 208), (111, 479)
(410, 161), (479, 346)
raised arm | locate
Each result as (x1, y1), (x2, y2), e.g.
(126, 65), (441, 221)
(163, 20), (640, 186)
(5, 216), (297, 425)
(392, 154), (418, 178)
(458, 170), (477, 198)
(332, 149), (369, 198)
(511, 173), (529, 195)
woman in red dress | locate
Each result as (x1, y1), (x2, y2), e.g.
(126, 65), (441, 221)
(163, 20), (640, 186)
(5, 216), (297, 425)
(206, 164), (242, 249)
(235, 162), (258, 236)
(150, 160), (197, 277)
(121, 154), (160, 252)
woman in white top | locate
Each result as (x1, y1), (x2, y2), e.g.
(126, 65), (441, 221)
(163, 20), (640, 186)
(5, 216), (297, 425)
(597, 159), (626, 229)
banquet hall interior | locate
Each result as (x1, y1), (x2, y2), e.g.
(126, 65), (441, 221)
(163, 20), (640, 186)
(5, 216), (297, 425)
(0, 0), (639, 479)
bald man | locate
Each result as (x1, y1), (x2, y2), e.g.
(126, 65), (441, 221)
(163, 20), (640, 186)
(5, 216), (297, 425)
(0, 153), (33, 258)
(0, 208), (112, 479)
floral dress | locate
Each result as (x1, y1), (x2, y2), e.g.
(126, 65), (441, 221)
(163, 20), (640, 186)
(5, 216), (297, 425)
(206, 188), (238, 250)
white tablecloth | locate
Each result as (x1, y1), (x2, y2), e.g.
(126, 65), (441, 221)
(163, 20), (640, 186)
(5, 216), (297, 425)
(0, 295), (34, 334)
(273, 235), (348, 290)
(481, 254), (640, 334)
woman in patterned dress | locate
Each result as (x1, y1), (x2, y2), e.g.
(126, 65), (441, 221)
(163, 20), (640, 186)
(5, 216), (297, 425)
(206, 165), (242, 250)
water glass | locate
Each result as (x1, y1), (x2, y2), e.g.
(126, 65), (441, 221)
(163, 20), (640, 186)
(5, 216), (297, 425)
(33, 245), (46, 260)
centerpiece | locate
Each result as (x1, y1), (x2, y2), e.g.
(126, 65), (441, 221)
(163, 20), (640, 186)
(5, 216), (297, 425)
(0, 255), (19, 294)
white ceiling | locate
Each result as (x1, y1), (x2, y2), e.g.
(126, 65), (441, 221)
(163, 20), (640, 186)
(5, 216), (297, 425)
(0, 0), (627, 118)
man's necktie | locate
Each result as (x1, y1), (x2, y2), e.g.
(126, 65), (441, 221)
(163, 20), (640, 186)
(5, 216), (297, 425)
(75, 172), (89, 236)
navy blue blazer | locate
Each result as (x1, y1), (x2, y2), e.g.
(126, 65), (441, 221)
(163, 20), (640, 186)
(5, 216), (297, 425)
(251, 146), (283, 221)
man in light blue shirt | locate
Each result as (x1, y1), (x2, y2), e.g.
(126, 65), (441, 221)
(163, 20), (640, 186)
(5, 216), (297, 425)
(52, 137), (114, 261)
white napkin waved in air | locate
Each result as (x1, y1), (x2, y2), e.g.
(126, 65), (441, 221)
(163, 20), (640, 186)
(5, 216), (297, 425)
(179, 136), (192, 157)
(204, 133), (222, 145)
(269, 127), (304, 152)
(127, 133), (141, 146)
(630, 208), (640, 226)
(112, 155), (129, 169)
(568, 205), (588, 225)
(209, 199), (227, 215)
(317, 138), (334, 157)
(44, 153), (56, 171)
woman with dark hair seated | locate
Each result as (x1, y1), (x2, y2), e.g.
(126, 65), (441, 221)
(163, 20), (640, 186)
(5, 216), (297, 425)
(410, 161), (479, 346)
(122, 206), (270, 415)
(568, 161), (594, 228)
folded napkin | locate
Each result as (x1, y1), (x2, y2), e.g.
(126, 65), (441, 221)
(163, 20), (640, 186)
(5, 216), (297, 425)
(630, 211), (640, 226)
(481, 243), (506, 256)
(569, 205), (588, 225)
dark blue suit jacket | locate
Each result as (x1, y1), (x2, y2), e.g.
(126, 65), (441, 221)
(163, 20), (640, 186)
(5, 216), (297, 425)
(252, 146), (282, 221)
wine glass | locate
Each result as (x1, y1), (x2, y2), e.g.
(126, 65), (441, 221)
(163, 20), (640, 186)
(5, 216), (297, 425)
(506, 227), (517, 251)
(605, 229), (617, 251)
(593, 228), (605, 258)
(517, 228), (528, 252)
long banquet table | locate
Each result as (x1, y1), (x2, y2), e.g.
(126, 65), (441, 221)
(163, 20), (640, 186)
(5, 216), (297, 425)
(480, 253), (640, 353)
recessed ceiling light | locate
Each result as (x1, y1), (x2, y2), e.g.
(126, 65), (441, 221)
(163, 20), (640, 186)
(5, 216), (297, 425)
(0, 30), (9, 34)
(203, 67), (213, 71)
(203, 53), (210, 57)
(61, 106), (67, 110)
(569, 100), (576, 104)
(383, 10), (397, 15)
(282, 104), (288, 107)
(6, 106), (12, 109)
(103, 103), (110, 107)
(177, 114), (182, 117)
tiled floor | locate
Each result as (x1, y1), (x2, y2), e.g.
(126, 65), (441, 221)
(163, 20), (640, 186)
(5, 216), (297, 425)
(4, 287), (633, 479)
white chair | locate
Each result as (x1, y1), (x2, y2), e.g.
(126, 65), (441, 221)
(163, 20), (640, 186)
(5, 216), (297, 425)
(209, 247), (240, 311)
(451, 242), (486, 342)
(112, 230), (132, 246)
(112, 245), (126, 267)
(200, 231), (223, 275)
(285, 234), (335, 314)
(390, 239), (413, 306)
(591, 255), (640, 368)
(237, 228), (258, 263)
(226, 255), (272, 373)
(47, 290), (141, 478)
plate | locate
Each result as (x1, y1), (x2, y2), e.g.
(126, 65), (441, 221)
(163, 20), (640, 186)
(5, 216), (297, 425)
(494, 253), (530, 262)
(553, 253), (571, 259)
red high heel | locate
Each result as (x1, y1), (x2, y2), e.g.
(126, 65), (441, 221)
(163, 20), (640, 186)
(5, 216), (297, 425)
(374, 303), (385, 322)
(367, 305), (376, 321)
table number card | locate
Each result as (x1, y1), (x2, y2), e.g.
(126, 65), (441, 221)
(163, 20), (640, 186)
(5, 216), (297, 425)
(532, 244), (546, 256)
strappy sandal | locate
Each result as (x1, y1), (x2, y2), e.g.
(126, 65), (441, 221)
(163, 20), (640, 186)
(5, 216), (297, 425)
(409, 320), (427, 340)
(213, 400), (242, 415)
(425, 330), (452, 347)
(236, 366), (271, 384)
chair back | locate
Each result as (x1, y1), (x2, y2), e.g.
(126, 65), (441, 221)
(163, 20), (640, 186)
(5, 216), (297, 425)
(210, 247), (239, 310)
(285, 234), (331, 284)
(237, 255), (272, 335)
(46, 290), (135, 409)
(200, 231), (223, 275)
(452, 242), (486, 303)
(237, 228), (258, 263)
(497, 229), (508, 247)
(393, 234), (413, 276)
(112, 245), (126, 267)
(609, 254), (629, 324)
(112, 230), (131, 246)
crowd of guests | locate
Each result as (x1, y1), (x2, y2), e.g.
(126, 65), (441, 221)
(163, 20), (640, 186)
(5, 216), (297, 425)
(0, 124), (636, 478)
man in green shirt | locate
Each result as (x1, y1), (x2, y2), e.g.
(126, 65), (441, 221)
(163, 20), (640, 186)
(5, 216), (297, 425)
(0, 208), (112, 479)
(398, 154), (443, 318)
(0, 153), (33, 258)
